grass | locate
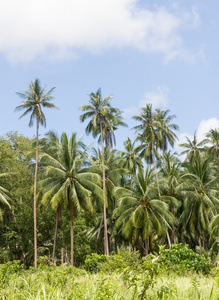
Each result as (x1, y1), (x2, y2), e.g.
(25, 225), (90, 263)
(0, 267), (218, 299)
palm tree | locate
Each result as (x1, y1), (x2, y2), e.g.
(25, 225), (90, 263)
(88, 147), (125, 252)
(155, 109), (179, 166)
(179, 132), (206, 161)
(39, 132), (102, 265)
(79, 88), (126, 255)
(120, 137), (143, 187)
(114, 166), (173, 255)
(15, 79), (58, 268)
(178, 152), (219, 249)
(158, 151), (181, 244)
(133, 104), (161, 194)
(205, 128), (219, 165)
(0, 172), (11, 221)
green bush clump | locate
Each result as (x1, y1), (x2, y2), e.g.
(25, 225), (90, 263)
(0, 260), (25, 288)
(159, 244), (211, 274)
(84, 251), (142, 273)
(84, 253), (107, 272)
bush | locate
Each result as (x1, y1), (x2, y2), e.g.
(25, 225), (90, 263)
(84, 253), (107, 272)
(158, 244), (212, 274)
(84, 251), (142, 273)
(0, 260), (25, 287)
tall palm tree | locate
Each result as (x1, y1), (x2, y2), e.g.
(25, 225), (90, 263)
(114, 166), (173, 255)
(120, 137), (143, 187)
(178, 152), (219, 249)
(88, 147), (125, 252)
(158, 151), (181, 244)
(133, 104), (161, 195)
(79, 88), (126, 255)
(155, 109), (179, 166)
(15, 79), (58, 268)
(39, 132), (102, 265)
(205, 128), (219, 165)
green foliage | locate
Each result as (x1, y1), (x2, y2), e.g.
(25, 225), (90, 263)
(159, 244), (211, 274)
(0, 260), (24, 288)
(84, 251), (142, 273)
(84, 253), (107, 272)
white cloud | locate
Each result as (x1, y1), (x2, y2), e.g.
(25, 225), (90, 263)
(140, 86), (169, 109)
(196, 118), (219, 141)
(0, 0), (200, 62)
(123, 85), (169, 119)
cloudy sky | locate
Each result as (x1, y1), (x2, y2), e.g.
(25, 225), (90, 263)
(1, 0), (219, 152)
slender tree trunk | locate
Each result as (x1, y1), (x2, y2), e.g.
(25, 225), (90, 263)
(114, 235), (117, 253)
(171, 204), (176, 244)
(69, 200), (74, 266)
(100, 120), (109, 256)
(96, 214), (104, 253)
(33, 118), (39, 268)
(52, 206), (59, 265)
(162, 143), (165, 168)
(152, 142), (161, 196)
(166, 230), (171, 247)
(145, 236), (149, 256)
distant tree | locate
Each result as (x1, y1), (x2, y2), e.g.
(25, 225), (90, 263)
(15, 79), (58, 268)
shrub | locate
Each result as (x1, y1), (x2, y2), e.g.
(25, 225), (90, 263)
(84, 253), (107, 272)
(158, 244), (212, 274)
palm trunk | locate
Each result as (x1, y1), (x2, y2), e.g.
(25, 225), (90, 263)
(69, 200), (74, 266)
(96, 214), (104, 253)
(171, 204), (176, 244)
(162, 143), (165, 168)
(152, 142), (161, 196)
(33, 118), (39, 268)
(145, 236), (149, 256)
(52, 206), (60, 265)
(100, 120), (109, 256)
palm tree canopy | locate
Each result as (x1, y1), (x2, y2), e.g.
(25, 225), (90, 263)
(15, 79), (59, 127)
(113, 166), (173, 241)
(80, 88), (127, 147)
(39, 132), (103, 213)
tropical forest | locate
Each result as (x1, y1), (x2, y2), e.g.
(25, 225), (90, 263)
(0, 79), (219, 299)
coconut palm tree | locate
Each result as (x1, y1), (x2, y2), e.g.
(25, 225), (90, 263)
(15, 79), (58, 268)
(120, 137), (143, 187)
(133, 104), (161, 195)
(178, 151), (219, 249)
(114, 166), (173, 255)
(179, 132), (206, 162)
(158, 151), (181, 244)
(205, 128), (219, 165)
(0, 172), (11, 221)
(79, 88), (126, 255)
(155, 109), (179, 166)
(88, 147), (125, 252)
(39, 132), (102, 265)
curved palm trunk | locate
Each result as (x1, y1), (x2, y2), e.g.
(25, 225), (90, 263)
(100, 120), (109, 256)
(69, 199), (75, 265)
(33, 118), (39, 268)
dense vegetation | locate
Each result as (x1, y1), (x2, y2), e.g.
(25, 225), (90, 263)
(0, 80), (218, 297)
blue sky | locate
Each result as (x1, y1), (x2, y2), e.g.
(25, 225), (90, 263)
(0, 0), (219, 152)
